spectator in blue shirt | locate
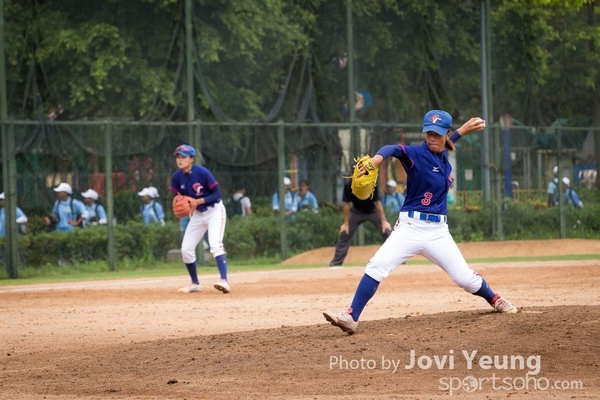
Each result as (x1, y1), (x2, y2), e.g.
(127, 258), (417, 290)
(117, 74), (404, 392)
(547, 166), (559, 207)
(138, 187), (165, 226)
(81, 189), (108, 227)
(381, 180), (405, 215)
(562, 177), (583, 208)
(272, 177), (298, 219)
(296, 180), (319, 213)
(45, 183), (87, 232)
(0, 192), (28, 237)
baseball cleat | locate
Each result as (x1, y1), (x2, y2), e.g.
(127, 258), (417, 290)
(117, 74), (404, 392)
(214, 280), (231, 294)
(323, 310), (358, 335)
(492, 295), (518, 314)
(178, 283), (201, 293)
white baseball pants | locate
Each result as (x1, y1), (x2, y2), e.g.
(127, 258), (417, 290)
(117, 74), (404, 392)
(364, 216), (482, 293)
(181, 201), (226, 264)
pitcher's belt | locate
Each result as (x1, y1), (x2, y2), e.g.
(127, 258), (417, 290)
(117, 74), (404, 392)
(401, 210), (447, 223)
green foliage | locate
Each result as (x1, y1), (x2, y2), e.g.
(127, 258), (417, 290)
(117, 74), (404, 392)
(9, 222), (181, 268)
(223, 217), (257, 258)
(287, 207), (341, 251)
(448, 198), (600, 242)
(3, 0), (600, 129)
(241, 215), (283, 257)
(448, 208), (491, 242)
(9, 0), (182, 119)
(250, 196), (277, 217)
(3, 198), (600, 277)
(114, 191), (144, 225)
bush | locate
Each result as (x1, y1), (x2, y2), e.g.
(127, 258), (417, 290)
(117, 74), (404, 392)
(224, 217), (257, 257)
(3, 222), (181, 268)
(2, 196), (599, 271)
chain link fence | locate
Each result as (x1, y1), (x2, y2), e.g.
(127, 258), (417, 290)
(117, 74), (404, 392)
(1, 120), (597, 275)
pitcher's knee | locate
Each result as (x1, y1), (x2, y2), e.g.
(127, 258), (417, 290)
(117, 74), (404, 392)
(181, 247), (196, 264)
(453, 273), (482, 294)
(210, 247), (225, 258)
(364, 262), (391, 282)
(210, 248), (225, 258)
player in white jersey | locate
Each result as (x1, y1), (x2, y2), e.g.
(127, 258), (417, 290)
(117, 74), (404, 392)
(323, 110), (517, 335)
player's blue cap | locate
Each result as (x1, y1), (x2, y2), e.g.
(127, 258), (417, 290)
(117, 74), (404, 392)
(174, 144), (196, 158)
(422, 110), (453, 136)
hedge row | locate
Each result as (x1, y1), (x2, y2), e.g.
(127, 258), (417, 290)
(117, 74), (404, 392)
(1, 200), (597, 269)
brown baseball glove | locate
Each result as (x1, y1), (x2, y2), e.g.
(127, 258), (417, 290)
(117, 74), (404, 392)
(172, 195), (196, 218)
(349, 155), (378, 200)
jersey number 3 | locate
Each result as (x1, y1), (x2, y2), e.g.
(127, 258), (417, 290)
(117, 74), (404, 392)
(421, 192), (433, 206)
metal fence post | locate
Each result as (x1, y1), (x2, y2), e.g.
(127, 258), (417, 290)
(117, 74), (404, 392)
(277, 120), (288, 260)
(1, 122), (18, 278)
(0, 0), (19, 278)
(557, 128), (565, 238)
(493, 123), (504, 240)
(104, 121), (116, 272)
(480, 0), (492, 205)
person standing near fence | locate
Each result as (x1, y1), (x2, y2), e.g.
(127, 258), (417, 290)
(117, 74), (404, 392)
(272, 177), (298, 219)
(0, 192), (28, 237)
(81, 189), (108, 227)
(170, 144), (230, 294)
(45, 183), (87, 232)
(547, 166), (559, 207)
(44, 182), (88, 266)
(226, 186), (252, 218)
(381, 180), (405, 216)
(561, 177), (584, 208)
(323, 110), (517, 335)
(296, 180), (319, 213)
(138, 187), (165, 226)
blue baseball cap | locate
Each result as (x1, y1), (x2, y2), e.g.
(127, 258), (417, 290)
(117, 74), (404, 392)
(174, 144), (196, 158)
(422, 110), (453, 135)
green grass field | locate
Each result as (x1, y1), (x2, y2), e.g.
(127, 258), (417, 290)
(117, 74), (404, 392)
(1, 253), (598, 287)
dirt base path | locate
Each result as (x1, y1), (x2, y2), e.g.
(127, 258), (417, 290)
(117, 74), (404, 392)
(1, 239), (599, 399)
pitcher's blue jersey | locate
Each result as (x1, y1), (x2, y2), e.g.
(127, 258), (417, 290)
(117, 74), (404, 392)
(170, 165), (222, 212)
(376, 132), (462, 215)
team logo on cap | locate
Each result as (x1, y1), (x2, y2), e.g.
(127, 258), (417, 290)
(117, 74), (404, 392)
(430, 114), (442, 123)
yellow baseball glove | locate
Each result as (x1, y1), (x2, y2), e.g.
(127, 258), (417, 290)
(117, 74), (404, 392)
(349, 155), (378, 200)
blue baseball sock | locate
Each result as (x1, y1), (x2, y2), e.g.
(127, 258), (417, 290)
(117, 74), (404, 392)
(473, 278), (496, 304)
(215, 254), (228, 281)
(185, 262), (199, 285)
(349, 274), (380, 322)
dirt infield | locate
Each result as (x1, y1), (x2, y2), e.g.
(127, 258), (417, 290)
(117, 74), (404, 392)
(1, 239), (599, 399)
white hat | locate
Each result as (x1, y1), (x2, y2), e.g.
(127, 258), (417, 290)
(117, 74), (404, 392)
(81, 189), (99, 200)
(386, 180), (397, 188)
(0, 192), (4, 200)
(553, 166), (558, 176)
(562, 177), (570, 186)
(148, 186), (159, 198)
(53, 182), (73, 194)
(138, 187), (152, 197)
(283, 177), (292, 186)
